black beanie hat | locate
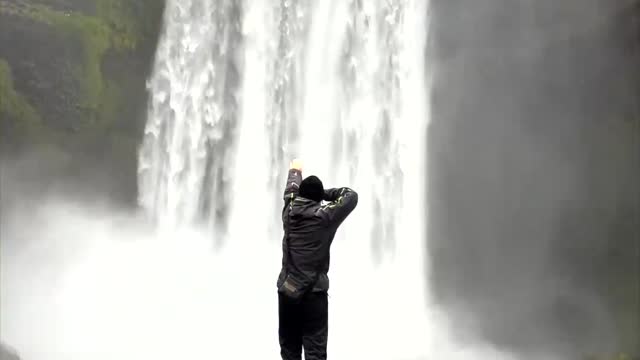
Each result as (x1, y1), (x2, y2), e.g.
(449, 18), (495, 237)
(299, 175), (324, 202)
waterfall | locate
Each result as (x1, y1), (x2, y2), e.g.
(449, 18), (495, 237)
(137, 1), (243, 231)
(138, 0), (426, 258)
(132, 0), (516, 359)
(136, 0), (435, 358)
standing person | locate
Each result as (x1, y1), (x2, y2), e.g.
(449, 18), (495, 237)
(277, 159), (358, 360)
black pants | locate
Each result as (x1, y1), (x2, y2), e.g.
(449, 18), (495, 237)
(278, 291), (328, 360)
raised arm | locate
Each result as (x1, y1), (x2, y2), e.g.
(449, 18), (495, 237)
(320, 187), (358, 227)
(283, 159), (303, 204)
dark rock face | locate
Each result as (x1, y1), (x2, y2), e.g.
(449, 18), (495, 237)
(428, 0), (639, 358)
(0, 344), (20, 360)
(0, 10), (84, 133)
(0, 0), (165, 205)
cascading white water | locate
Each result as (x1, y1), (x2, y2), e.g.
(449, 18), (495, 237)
(137, 1), (244, 231)
(137, 0), (438, 358)
(136, 0), (439, 357)
(137, 0), (420, 258)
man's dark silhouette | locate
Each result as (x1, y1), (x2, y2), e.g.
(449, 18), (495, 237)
(277, 161), (358, 360)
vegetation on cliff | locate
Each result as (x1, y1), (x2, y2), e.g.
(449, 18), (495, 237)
(0, 58), (43, 140)
(1, 0), (160, 118)
(0, 0), (164, 201)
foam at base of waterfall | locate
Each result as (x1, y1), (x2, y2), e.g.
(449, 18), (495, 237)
(1, 198), (532, 360)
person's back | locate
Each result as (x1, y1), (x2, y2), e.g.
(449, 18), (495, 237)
(277, 159), (358, 360)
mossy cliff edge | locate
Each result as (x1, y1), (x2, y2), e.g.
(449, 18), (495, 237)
(0, 0), (164, 202)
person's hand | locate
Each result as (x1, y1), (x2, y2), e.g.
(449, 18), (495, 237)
(290, 158), (303, 171)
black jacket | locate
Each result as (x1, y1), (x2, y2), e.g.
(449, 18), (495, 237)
(277, 169), (358, 293)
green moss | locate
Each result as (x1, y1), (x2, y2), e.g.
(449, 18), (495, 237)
(24, 5), (108, 114)
(0, 59), (43, 135)
(13, 2), (141, 120)
(95, 0), (141, 50)
(1, 0), (164, 132)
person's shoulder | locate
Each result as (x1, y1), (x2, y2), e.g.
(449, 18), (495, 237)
(314, 202), (334, 220)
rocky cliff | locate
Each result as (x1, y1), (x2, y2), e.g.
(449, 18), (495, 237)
(428, 1), (640, 358)
(0, 0), (164, 204)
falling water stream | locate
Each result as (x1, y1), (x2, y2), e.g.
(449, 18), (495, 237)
(137, 0), (420, 257)
(138, 1), (434, 357)
(136, 1), (439, 358)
